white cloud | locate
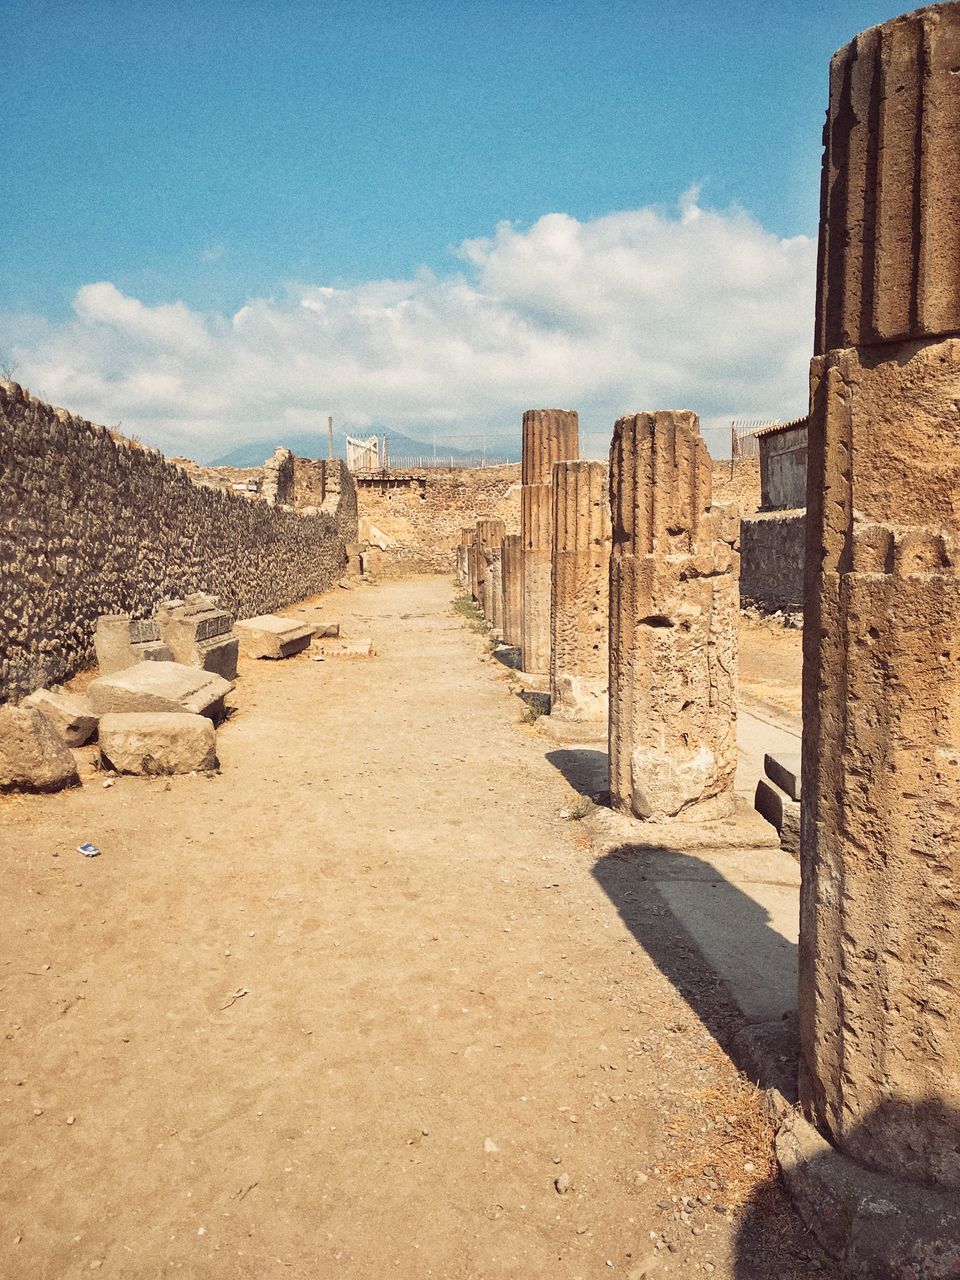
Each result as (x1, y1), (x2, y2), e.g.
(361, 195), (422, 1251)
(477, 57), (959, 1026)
(0, 194), (816, 461)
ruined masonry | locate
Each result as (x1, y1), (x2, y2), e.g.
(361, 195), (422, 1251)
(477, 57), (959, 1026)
(608, 412), (739, 822)
(475, 519), (506, 632)
(500, 533), (522, 648)
(520, 409), (579, 675)
(800, 2), (960, 1195)
(549, 461), (611, 723)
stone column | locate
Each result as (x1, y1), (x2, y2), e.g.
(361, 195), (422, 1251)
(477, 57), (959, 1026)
(549, 461), (611, 722)
(476, 519), (506, 630)
(501, 534), (523, 648)
(521, 409), (579, 674)
(800, 3), (960, 1194)
(608, 412), (738, 822)
(457, 527), (474, 587)
(467, 541), (480, 604)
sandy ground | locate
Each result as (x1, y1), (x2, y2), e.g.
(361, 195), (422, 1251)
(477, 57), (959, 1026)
(0, 577), (825, 1280)
(737, 616), (802, 717)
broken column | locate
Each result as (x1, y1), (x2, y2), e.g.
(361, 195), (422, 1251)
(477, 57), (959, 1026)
(475, 519), (506, 631)
(500, 534), (523, 648)
(548, 461), (611, 723)
(608, 412), (738, 821)
(799, 3), (960, 1200)
(520, 409), (579, 674)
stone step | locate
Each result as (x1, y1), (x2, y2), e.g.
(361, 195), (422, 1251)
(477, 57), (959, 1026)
(764, 750), (801, 801)
(755, 776), (800, 858)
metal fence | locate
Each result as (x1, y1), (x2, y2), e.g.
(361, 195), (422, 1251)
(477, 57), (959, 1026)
(384, 455), (514, 470)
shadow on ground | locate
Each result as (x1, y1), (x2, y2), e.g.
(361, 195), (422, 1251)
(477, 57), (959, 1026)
(545, 748), (608, 799)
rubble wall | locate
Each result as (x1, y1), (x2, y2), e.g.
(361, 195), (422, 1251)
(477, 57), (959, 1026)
(356, 465), (521, 576)
(0, 382), (358, 702)
(739, 511), (806, 613)
(711, 457), (761, 515)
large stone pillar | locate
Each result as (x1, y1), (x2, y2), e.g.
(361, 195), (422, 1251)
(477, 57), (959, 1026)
(476, 519), (505, 631)
(549, 461), (611, 723)
(800, 3), (960, 1196)
(501, 534), (522, 647)
(608, 412), (738, 822)
(520, 409), (579, 674)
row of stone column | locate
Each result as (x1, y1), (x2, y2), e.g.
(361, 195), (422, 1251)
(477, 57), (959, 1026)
(459, 404), (740, 824)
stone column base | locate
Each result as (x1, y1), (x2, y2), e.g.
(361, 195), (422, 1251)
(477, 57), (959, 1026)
(776, 1111), (960, 1278)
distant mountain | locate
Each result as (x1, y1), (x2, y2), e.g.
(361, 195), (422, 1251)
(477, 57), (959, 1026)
(210, 427), (520, 467)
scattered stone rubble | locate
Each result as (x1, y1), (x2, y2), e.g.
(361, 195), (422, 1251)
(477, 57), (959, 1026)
(22, 686), (97, 747)
(155, 593), (239, 679)
(99, 712), (217, 776)
(0, 704), (80, 792)
(234, 614), (314, 660)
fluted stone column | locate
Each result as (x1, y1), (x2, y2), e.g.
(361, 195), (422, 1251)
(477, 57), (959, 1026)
(476, 519), (506, 631)
(467, 541), (480, 604)
(521, 409), (579, 674)
(609, 412), (739, 822)
(800, 3), (960, 1193)
(549, 461), (611, 723)
(456, 527), (473, 587)
(501, 534), (523, 647)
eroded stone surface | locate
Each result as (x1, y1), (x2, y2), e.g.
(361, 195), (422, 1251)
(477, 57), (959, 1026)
(99, 712), (216, 775)
(802, 338), (960, 1190)
(0, 705), (80, 792)
(520, 409), (579, 675)
(23, 686), (97, 747)
(234, 615), (313, 659)
(89, 662), (231, 722)
(549, 461), (610, 723)
(816, 3), (960, 352)
(500, 533), (523, 648)
(94, 615), (172, 675)
(608, 411), (738, 822)
(475, 519), (506, 631)
(155, 593), (239, 680)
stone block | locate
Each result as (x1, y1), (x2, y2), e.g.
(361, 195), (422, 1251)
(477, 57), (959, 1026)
(0, 705), (80, 792)
(764, 750), (801, 802)
(94, 615), (172, 674)
(23, 686), (97, 747)
(88, 662), (232, 722)
(234, 615), (314, 659)
(99, 712), (216, 775)
(754, 777), (800, 857)
(324, 637), (375, 658)
(155, 593), (239, 680)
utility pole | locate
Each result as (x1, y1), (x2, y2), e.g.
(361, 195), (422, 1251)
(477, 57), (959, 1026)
(327, 415), (334, 460)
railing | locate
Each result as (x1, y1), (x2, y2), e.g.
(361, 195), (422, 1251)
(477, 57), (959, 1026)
(384, 455), (513, 470)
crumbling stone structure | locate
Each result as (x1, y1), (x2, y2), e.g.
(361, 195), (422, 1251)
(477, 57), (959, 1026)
(549, 461), (611, 723)
(520, 410), (579, 674)
(800, 2), (960, 1202)
(501, 534), (522, 648)
(475, 519), (506, 631)
(0, 383), (357, 701)
(608, 412), (738, 821)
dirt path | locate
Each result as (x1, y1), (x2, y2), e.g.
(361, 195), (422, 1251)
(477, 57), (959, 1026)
(0, 577), (823, 1280)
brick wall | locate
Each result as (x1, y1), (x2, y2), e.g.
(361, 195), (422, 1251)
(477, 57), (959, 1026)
(0, 382), (357, 701)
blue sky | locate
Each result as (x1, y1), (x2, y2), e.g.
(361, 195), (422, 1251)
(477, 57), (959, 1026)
(0, 0), (915, 460)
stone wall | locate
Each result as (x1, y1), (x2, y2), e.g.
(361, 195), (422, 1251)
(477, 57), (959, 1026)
(711, 456), (761, 516)
(356, 465), (521, 575)
(739, 511), (805, 613)
(0, 382), (357, 702)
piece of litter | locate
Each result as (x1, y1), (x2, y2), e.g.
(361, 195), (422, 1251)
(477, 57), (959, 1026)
(76, 843), (101, 858)
(219, 987), (249, 1011)
(101, 780), (114, 789)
